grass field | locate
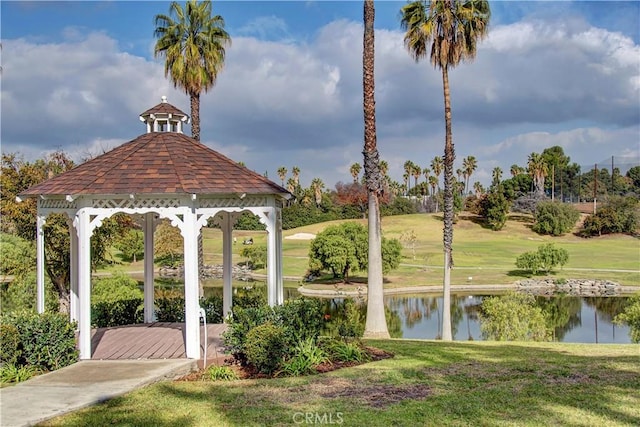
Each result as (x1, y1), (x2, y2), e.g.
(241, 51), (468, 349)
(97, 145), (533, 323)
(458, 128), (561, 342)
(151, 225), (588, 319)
(101, 213), (640, 288)
(40, 340), (640, 426)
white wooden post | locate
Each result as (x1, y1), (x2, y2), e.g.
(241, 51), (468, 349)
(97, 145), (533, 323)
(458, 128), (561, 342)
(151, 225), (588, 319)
(77, 209), (92, 359)
(275, 208), (284, 305)
(222, 213), (233, 319)
(36, 215), (46, 313)
(265, 208), (277, 307)
(182, 209), (201, 359)
(143, 212), (156, 323)
(69, 216), (79, 323)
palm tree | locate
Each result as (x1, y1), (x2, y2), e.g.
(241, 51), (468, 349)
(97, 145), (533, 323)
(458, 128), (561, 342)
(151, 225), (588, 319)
(154, 1), (231, 141)
(292, 166), (301, 186)
(379, 160), (389, 177)
(428, 175), (438, 197)
(310, 178), (325, 207)
(277, 166), (287, 186)
(491, 166), (503, 187)
(423, 166), (431, 183)
(401, 0), (490, 341)
(403, 160), (415, 194)
(528, 152), (548, 196)
(350, 162), (362, 183)
(462, 155), (477, 194)
(473, 180), (483, 197)
(510, 164), (524, 177)
(362, 0), (390, 339)
(431, 155), (443, 193)
(412, 165), (422, 189)
(286, 177), (296, 194)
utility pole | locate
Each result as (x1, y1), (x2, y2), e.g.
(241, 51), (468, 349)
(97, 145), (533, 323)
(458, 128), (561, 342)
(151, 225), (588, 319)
(551, 164), (555, 202)
(593, 163), (597, 214)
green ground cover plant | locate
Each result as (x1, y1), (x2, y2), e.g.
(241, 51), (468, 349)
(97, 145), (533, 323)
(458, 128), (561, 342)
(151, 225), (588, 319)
(40, 340), (640, 426)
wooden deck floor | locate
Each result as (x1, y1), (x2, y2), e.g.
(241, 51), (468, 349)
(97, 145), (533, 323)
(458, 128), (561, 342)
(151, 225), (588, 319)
(90, 323), (228, 364)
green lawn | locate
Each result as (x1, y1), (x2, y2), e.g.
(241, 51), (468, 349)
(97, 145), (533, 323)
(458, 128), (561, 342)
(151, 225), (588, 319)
(40, 340), (640, 426)
(100, 213), (640, 287)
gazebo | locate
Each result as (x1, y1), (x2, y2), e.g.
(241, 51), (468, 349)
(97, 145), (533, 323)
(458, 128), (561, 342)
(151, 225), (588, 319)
(19, 97), (290, 360)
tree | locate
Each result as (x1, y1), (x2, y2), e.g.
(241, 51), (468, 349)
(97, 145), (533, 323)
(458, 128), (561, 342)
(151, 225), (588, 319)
(362, 0), (390, 339)
(462, 155), (477, 194)
(412, 164), (422, 188)
(428, 175), (438, 198)
(310, 178), (325, 207)
(491, 166), (503, 188)
(478, 191), (510, 231)
(480, 292), (550, 341)
(532, 201), (580, 236)
(155, 219), (184, 266)
(154, 0), (231, 141)
(115, 229), (145, 262)
(528, 152), (548, 197)
(401, 0), (491, 340)
(430, 155), (443, 193)
(307, 222), (401, 282)
(277, 166), (287, 186)
(515, 243), (569, 275)
(403, 160), (415, 194)
(292, 166), (301, 186)
(350, 163), (362, 183)
(542, 146), (569, 201)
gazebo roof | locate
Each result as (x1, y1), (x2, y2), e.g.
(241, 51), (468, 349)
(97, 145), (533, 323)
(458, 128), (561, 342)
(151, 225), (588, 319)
(21, 132), (289, 197)
(139, 98), (188, 119)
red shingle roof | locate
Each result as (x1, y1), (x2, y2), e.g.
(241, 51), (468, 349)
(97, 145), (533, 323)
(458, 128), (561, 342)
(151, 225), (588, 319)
(21, 132), (289, 197)
(139, 101), (188, 118)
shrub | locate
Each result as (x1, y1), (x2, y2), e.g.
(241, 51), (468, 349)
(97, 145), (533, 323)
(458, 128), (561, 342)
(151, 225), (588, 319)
(155, 290), (185, 322)
(581, 196), (639, 236)
(0, 323), (20, 365)
(515, 244), (569, 275)
(2, 311), (78, 371)
(614, 294), (640, 343)
(323, 299), (365, 339)
(0, 364), (39, 384)
(532, 201), (580, 236)
(91, 274), (144, 327)
(281, 338), (329, 376)
(207, 365), (239, 381)
(321, 339), (370, 363)
(478, 191), (511, 231)
(244, 322), (287, 374)
(479, 292), (550, 341)
(223, 305), (276, 362)
(240, 245), (267, 269)
(200, 294), (224, 323)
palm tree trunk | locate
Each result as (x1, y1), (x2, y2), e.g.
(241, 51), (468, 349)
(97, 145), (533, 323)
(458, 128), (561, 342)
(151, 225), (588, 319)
(190, 92), (201, 141)
(441, 66), (454, 342)
(362, 0), (389, 339)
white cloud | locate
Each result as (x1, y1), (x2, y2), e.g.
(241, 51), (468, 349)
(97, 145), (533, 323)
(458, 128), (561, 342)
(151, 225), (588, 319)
(1, 15), (638, 189)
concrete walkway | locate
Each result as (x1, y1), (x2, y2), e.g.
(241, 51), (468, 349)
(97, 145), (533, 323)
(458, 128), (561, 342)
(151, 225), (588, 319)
(0, 359), (196, 427)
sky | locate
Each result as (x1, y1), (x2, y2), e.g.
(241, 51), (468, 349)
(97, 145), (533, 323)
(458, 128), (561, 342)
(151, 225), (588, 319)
(1, 1), (639, 190)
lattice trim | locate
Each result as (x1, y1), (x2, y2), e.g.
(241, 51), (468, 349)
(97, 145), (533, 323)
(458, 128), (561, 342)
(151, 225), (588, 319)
(199, 197), (268, 208)
(92, 198), (182, 209)
(39, 199), (76, 209)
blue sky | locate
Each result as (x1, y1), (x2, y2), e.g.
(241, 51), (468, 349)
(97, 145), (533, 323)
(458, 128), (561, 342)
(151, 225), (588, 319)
(2, 1), (639, 188)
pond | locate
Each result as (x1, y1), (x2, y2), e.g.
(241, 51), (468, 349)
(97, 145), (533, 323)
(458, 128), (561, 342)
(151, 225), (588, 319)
(149, 277), (634, 344)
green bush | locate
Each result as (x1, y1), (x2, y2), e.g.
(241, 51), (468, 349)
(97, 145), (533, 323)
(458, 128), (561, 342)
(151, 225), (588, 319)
(321, 339), (370, 363)
(200, 294), (224, 323)
(582, 196), (639, 236)
(155, 290), (185, 322)
(614, 294), (640, 343)
(0, 323), (20, 365)
(323, 299), (365, 339)
(479, 191), (511, 231)
(244, 322), (287, 374)
(515, 243), (569, 275)
(207, 365), (239, 381)
(240, 245), (267, 269)
(479, 292), (550, 341)
(532, 201), (580, 236)
(223, 305), (276, 362)
(281, 338), (329, 376)
(2, 311), (78, 371)
(91, 274), (144, 327)
(0, 364), (39, 384)
(0, 272), (59, 314)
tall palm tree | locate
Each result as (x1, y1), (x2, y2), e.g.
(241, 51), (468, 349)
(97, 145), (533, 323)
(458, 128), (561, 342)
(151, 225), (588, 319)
(401, 0), (490, 341)
(491, 166), (503, 187)
(412, 164), (422, 189)
(310, 178), (325, 207)
(428, 175), (438, 197)
(403, 160), (415, 194)
(528, 152), (548, 196)
(510, 163), (523, 177)
(350, 162), (362, 183)
(423, 166), (431, 183)
(277, 166), (287, 186)
(292, 166), (301, 186)
(362, 0), (390, 339)
(154, 0), (231, 141)
(431, 155), (443, 193)
(462, 155), (477, 194)
(473, 180), (483, 197)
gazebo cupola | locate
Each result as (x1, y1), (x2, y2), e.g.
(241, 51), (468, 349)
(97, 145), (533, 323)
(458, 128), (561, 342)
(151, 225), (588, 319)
(139, 95), (190, 134)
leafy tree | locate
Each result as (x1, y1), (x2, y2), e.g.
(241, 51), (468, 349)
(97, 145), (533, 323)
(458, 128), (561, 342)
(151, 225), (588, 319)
(515, 243), (569, 275)
(614, 294), (640, 343)
(154, 0), (231, 141)
(581, 196), (639, 236)
(627, 166), (640, 190)
(478, 191), (510, 231)
(308, 222), (401, 282)
(277, 166), (287, 186)
(479, 292), (551, 341)
(401, 0), (491, 341)
(154, 219), (183, 266)
(115, 229), (144, 262)
(233, 212), (266, 231)
(532, 201), (580, 236)
(240, 245), (267, 269)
